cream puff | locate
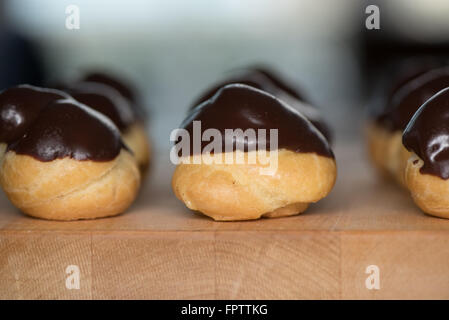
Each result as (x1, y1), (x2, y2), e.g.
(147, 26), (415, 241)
(0, 85), (140, 220)
(403, 87), (449, 218)
(172, 84), (336, 221)
(367, 66), (449, 186)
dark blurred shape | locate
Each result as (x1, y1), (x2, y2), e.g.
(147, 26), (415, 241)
(386, 58), (445, 101)
(248, 66), (308, 102)
(0, 1), (45, 90)
(373, 56), (447, 118)
(84, 73), (136, 103)
(191, 66), (307, 109)
(0, 33), (45, 90)
(360, 0), (449, 114)
(377, 67), (449, 131)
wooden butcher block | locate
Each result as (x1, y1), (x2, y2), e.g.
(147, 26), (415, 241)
(1, 141), (449, 300)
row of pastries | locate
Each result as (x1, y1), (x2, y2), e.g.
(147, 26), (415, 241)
(0, 66), (337, 221)
(3, 61), (449, 221)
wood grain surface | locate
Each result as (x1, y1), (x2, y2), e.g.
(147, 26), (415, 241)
(1, 141), (449, 299)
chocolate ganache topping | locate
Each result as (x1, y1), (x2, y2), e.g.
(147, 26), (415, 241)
(403, 87), (449, 179)
(0, 85), (125, 162)
(180, 84), (333, 158)
(64, 82), (136, 131)
(190, 68), (332, 142)
(0, 85), (69, 143)
(377, 67), (449, 131)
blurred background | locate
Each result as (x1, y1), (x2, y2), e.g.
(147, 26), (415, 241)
(1, 0), (449, 151)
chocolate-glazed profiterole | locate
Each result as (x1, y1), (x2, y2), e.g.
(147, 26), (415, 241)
(172, 84), (337, 221)
(190, 68), (332, 142)
(402, 87), (449, 218)
(0, 85), (140, 221)
(367, 67), (449, 186)
(183, 84), (333, 157)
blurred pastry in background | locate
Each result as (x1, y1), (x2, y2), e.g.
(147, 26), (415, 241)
(366, 66), (449, 186)
(0, 85), (69, 160)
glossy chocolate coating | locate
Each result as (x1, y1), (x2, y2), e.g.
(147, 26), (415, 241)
(403, 87), (449, 179)
(83, 72), (147, 120)
(0, 85), (125, 162)
(181, 84), (333, 158)
(65, 82), (136, 131)
(377, 67), (449, 131)
(190, 69), (332, 142)
(0, 85), (69, 143)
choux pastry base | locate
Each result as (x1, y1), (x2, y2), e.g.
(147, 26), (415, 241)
(396, 141), (411, 187)
(0, 150), (140, 220)
(0, 143), (6, 162)
(385, 131), (410, 188)
(366, 122), (410, 187)
(172, 149), (336, 221)
(262, 202), (309, 218)
(122, 123), (151, 175)
(405, 153), (449, 219)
